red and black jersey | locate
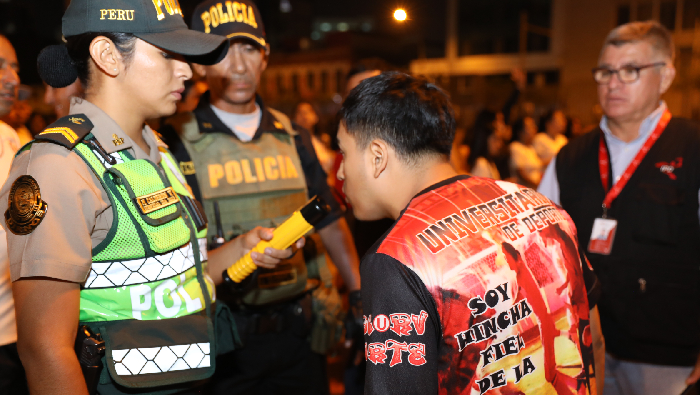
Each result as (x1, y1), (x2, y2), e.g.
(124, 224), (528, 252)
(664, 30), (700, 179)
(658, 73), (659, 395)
(361, 175), (598, 395)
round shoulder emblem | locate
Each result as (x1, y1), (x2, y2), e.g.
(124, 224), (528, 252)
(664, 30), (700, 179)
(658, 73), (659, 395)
(4, 175), (48, 235)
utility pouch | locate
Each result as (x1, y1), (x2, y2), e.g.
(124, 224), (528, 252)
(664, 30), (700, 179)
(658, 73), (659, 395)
(88, 313), (215, 390)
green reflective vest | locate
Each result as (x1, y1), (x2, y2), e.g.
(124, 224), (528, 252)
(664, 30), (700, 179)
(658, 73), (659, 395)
(180, 110), (314, 305)
(69, 135), (216, 390)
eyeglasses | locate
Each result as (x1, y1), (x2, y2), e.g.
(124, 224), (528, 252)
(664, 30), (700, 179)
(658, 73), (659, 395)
(592, 62), (666, 84)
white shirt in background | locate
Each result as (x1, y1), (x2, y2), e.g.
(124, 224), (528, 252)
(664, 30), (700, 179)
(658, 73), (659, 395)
(510, 141), (543, 186)
(539, 102), (667, 206)
(533, 133), (567, 164)
(0, 120), (20, 347)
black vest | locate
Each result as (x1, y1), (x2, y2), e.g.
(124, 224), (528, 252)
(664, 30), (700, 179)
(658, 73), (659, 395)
(557, 118), (700, 366)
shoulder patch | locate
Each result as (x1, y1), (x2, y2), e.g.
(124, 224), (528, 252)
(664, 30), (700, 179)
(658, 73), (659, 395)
(5, 175), (48, 235)
(35, 114), (94, 149)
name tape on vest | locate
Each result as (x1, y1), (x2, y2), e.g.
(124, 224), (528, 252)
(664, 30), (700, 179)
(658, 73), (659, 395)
(136, 187), (180, 215)
(208, 155), (299, 188)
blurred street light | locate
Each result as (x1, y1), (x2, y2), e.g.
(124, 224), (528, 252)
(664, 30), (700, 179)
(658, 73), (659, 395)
(393, 8), (407, 22)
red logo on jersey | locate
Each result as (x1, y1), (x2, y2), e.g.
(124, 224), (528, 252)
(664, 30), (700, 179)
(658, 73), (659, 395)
(366, 342), (388, 365)
(366, 341), (427, 367)
(373, 315), (390, 332)
(656, 157), (682, 180)
(390, 314), (413, 336)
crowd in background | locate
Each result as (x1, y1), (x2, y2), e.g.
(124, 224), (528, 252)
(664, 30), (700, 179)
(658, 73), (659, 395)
(1, 66), (599, 198)
(285, 67), (599, 193)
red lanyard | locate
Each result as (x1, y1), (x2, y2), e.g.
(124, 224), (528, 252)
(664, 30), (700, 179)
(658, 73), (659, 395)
(598, 109), (672, 215)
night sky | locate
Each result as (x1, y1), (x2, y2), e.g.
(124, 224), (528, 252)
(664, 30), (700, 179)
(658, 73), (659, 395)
(0, 0), (447, 85)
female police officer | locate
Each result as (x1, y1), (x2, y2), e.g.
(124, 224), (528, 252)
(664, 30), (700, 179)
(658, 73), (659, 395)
(0, 1), (299, 394)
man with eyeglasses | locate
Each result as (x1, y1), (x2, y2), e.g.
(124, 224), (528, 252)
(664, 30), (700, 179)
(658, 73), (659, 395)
(539, 21), (700, 395)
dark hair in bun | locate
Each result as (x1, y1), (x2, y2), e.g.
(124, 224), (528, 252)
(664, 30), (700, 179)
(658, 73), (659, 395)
(37, 32), (136, 88)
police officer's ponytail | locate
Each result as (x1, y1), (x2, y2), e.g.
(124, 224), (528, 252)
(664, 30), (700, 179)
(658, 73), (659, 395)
(37, 44), (77, 88)
(37, 33), (136, 88)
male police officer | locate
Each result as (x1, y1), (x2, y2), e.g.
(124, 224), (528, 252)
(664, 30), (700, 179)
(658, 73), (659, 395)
(161, 1), (362, 393)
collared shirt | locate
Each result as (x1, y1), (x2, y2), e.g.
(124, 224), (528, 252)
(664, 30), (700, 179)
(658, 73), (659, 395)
(540, 102), (666, 205)
(532, 132), (567, 164)
(0, 98), (161, 283)
(510, 141), (543, 186)
(538, 102), (700, 221)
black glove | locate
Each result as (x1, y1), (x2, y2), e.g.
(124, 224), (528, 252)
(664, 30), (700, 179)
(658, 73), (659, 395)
(345, 290), (363, 343)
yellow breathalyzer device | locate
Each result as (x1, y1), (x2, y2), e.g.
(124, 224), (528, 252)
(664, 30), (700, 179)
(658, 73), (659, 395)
(222, 196), (330, 284)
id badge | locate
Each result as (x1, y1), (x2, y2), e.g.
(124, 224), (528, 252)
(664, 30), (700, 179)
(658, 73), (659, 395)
(588, 217), (618, 255)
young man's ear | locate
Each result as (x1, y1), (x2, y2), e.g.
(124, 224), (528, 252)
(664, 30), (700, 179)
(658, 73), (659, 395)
(369, 139), (389, 178)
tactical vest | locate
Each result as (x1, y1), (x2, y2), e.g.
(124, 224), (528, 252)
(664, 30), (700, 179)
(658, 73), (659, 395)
(31, 115), (216, 390)
(179, 109), (313, 306)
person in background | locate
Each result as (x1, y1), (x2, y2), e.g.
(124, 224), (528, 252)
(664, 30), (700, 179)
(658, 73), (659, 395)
(566, 116), (586, 140)
(2, 100), (31, 145)
(489, 68), (525, 180)
(539, 21), (700, 395)
(176, 79), (208, 114)
(0, 33), (26, 395)
(467, 112), (503, 179)
(44, 79), (83, 119)
(294, 101), (334, 174)
(467, 123), (504, 180)
(26, 112), (47, 138)
(450, 127), (469, 174)
(510, 116), (544, 188)
(533, 109), (568, 165)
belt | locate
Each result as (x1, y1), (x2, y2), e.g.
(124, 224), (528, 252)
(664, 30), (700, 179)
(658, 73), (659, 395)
(236, 293), (313, 335)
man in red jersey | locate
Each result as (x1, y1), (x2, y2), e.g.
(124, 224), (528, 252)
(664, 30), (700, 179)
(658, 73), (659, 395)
(336, 71), (604, 395)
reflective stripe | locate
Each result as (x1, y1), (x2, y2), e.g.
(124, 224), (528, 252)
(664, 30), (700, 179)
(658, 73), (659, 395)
(85, 239), (207, 289)
(111, 342), (210, 375)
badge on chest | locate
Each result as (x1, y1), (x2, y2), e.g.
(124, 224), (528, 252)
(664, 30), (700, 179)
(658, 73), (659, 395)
(588, 217), (618, 255)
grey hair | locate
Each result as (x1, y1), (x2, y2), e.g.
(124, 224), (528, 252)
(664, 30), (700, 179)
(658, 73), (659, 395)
(601, 21), (674, 61)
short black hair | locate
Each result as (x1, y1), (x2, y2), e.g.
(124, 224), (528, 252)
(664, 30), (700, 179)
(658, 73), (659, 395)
(339, 71), (455, 163)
